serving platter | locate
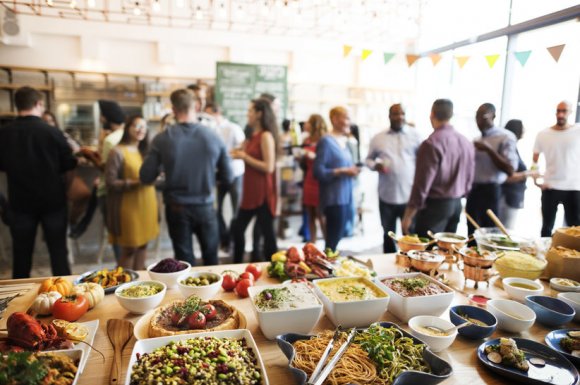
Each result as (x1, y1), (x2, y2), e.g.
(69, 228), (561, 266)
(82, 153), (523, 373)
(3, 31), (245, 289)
(73, 319), (98, 374)
(276, 321), (453, 385)
(74, 268), (139, 294)
(545, 329), (580, 367)
(477, 338), (579, 385)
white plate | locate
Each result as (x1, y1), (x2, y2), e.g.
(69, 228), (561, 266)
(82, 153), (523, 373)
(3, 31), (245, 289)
(71, 319), (99, 374)
(124, 329), (269, 385)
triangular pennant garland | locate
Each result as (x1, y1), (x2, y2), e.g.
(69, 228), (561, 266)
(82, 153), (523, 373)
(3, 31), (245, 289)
(361, 49), (373, 61)
(383, 52), (395, 65)
(514, 50), (531, 67)
(485, 54), (500, 69)
(343, 45), (353, 58)
(455, 56), (470, 69)
(429, 53), (442, 66)
(546, 44), (565, 62)
(406, 54), (420, 67)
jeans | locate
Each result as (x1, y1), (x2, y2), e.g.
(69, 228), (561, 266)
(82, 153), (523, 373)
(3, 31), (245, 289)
(324, 204), (350, 252)
(217, 176), (242, 247)
(9, 206), (71, 279)
(415, 198), (462, 238)
(466, 183), (501, 235)
(165, 202), (219, 266)
(232, 203), (277, 264)
(379, 200), (407, 253)
(541, 189), (580, 237)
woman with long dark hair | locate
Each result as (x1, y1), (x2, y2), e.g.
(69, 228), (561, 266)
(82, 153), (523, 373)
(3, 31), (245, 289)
(231, 98), (279, 262)
(105, 115), (158, 270)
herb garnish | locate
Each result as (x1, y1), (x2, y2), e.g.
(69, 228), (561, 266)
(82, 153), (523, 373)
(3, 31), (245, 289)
(255, 287), (291, 310)
(391, 278), (428, 292)
(0, 352), (48, 385)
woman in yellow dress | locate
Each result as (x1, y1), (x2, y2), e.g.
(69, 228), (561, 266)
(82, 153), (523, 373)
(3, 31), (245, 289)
(105, 115), (158, 270)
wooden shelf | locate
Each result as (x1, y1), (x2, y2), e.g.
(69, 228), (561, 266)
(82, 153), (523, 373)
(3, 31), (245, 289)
(0, 83), (52, 91)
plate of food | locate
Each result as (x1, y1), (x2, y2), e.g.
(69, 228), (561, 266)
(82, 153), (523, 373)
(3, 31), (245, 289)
(545, 329), (580, 367)
(276, 321), (452, 385)
(133, 294), (246, 340)
(75, 266), (138, 294)
(124, 329), (268, 385)
(478, 337), (579, 385)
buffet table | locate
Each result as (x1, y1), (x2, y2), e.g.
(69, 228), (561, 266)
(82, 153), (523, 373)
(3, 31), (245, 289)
(0, 255), (570, 385)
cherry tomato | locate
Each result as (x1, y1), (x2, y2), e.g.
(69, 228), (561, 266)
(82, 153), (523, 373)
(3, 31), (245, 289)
(239, 272), (255, 282)
(234, 278), (254, 298)
(221, 271), (239, 292)
(199, 304), (217, 320)
(187, 311), (206, 329)
(245, 264), (262, 280)
(52, 294), (89, 322)
(171, 311), (185, 327)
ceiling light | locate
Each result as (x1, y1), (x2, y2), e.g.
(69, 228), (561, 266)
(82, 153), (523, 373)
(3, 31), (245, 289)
(176, 0), (185, 8)
(152, 0), (161, 12)
(46, 0), (54, 5)
(195, 6), (203, 20)
(133, 6), (141, 16)
(87, 0), (96, 7)
(70, 0), (77, 8)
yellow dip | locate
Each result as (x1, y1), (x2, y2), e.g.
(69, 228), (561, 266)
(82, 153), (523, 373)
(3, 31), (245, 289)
(317, 278), (386, 302)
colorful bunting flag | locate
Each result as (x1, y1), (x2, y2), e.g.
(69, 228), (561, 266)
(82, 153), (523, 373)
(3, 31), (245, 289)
(343, 45), (352, 58)
(406, 54), (420, 67)
(485, 54), (500, 69)
(514, 50), (531, 67)
(383, 52), (395, 65)
(455, 56), (470, 69)
(547, 44), (565, 62)
(361, 49), (373, 61)
(429, 53), (442, 66)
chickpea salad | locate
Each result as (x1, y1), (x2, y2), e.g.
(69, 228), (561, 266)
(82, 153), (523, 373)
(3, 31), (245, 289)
(130, 337), (263, 385)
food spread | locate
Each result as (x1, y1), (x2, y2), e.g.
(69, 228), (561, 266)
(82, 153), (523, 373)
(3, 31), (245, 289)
(553, 278), (580, 287)
(485, 338), (529, 371)
(79, 266), (133, 289)
(150, 258), (189, 273)
(317, 278), (386, 302)
(119, 283), (163, 298)
(382, 277), (449, 297)
(560, 331), (580, 357)
(0, 351), (78, 385)
(253, 283), (320, 311)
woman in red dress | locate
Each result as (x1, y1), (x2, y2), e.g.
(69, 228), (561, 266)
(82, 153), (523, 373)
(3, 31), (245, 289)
(231, 98), (279, 263)
(302, 114), (327, 242)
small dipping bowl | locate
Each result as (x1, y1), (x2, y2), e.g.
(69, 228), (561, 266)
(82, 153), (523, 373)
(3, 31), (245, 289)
(449, 305), (497, 339)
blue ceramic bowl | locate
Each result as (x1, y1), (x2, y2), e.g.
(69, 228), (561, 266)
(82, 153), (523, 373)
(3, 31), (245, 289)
(449, 305), (497, 339)
(525, 295), (575, 327)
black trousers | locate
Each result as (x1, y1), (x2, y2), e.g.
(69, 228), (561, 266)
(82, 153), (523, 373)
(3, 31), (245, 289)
(9, 206), (71, 279)
(232, 203), (277, 263)
(541, 189), (580, 237)
(415, 198), (462, 238)
(379, 200), (407, 253)
(466, 183), (501, 235)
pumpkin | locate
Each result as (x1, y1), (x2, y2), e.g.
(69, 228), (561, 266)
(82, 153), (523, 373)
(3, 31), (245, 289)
(74, 282), (105, 309)
(38, 277), (73, 296)
(30, 291), (62, 315)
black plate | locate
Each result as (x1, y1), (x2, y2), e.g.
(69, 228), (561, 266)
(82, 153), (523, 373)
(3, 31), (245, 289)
(478, 338), (579, 385)
(74, 268), (139, 294)
(545, 329), (580, 368)
(276, 321), (452, 385)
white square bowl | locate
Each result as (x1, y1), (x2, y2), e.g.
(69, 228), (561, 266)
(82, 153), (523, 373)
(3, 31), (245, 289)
(38, 348), (84, 385)
(312, 277), (390, 328)
(376, 272), (455, 323)
(248, 283), (323, 340)
(124, 329), (269, 385)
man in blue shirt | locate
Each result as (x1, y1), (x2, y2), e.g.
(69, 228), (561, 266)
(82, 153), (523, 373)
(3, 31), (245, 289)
(140, 89), (233, 266)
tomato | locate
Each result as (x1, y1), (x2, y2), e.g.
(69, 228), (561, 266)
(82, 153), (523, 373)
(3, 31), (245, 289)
(221, 271), (239, 292)
(199, 304), (217, 320)
(51, 294), (89, 322)
(239, 272), (254, 282)
(245, 264), (262, 280)
(187, 311), (206, 329)
(234, 278), (254, 298)
(171, 311), (185, 327)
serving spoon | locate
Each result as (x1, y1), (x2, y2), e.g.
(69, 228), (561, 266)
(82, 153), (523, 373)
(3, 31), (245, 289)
(423, 321), (472, 335)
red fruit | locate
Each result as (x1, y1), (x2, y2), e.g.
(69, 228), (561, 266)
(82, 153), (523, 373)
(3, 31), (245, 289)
(221, 271), (239, 292)
(245, 264), (262, 280)
(239, 272), (255, 282)
(199, 304), (217, 320)
(187, 311), (206, 329)
(51, 295), (89, 322)
(234, 278), (254, 298)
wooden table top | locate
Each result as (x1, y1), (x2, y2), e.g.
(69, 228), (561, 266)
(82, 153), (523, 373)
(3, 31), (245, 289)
(0, 255), (576, 385)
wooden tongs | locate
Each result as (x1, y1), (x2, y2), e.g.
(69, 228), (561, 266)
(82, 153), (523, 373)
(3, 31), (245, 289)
(307, 327), (357, 385)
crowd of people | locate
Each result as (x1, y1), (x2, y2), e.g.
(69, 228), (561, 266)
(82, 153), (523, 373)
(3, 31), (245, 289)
(0, 85), (578, 278)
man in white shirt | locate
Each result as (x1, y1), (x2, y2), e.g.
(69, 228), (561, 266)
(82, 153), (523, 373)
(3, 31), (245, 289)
(205, 103), (246, 250)
(533, 101), (580, 236)
(366, 104), (422, 252)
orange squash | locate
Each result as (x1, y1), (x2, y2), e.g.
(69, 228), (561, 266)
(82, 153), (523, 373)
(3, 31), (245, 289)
(38, 277), (73, 296)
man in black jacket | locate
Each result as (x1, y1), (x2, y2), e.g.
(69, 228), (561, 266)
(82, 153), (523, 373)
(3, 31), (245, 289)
(0, 86), (77, 278)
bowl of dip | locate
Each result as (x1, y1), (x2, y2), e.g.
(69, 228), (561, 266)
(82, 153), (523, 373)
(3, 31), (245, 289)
(502, 277), (544, 302)
(313, 277), (389, 328)
(449, 305), (497, 339)
(248, 283), (323, 339)
(115, 280), (166, 314)
(550, 278), (580, 293)
(177, 271), (222, 300)
(408, 315), (457, 352)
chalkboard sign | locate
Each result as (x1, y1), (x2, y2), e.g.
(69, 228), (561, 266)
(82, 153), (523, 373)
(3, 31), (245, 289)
(215, 62), (287, 127)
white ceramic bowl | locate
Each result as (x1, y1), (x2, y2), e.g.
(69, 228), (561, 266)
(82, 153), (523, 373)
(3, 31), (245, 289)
(146, 260), (191, 289)
(313, 277), (390, 328)
(408, 315), (458, 352)
(557, 292), (580, 322)
(550, 277), (580, 292)
(248, 283), (323, 339)
(115, 280), (167, 314)
(502, 277), (544, 302)
(487, 299), (535, 333)
(177, 271), (222, 300)
(376, 273), (454, 322)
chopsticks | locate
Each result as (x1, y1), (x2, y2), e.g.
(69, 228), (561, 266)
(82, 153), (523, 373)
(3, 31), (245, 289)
(308, 328), (357, 385)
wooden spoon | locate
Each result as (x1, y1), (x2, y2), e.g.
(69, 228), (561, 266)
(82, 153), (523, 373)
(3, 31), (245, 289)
(464, 211), (481, 230)
(107, 319), (134, 385)
(486, 209), (512, 240)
